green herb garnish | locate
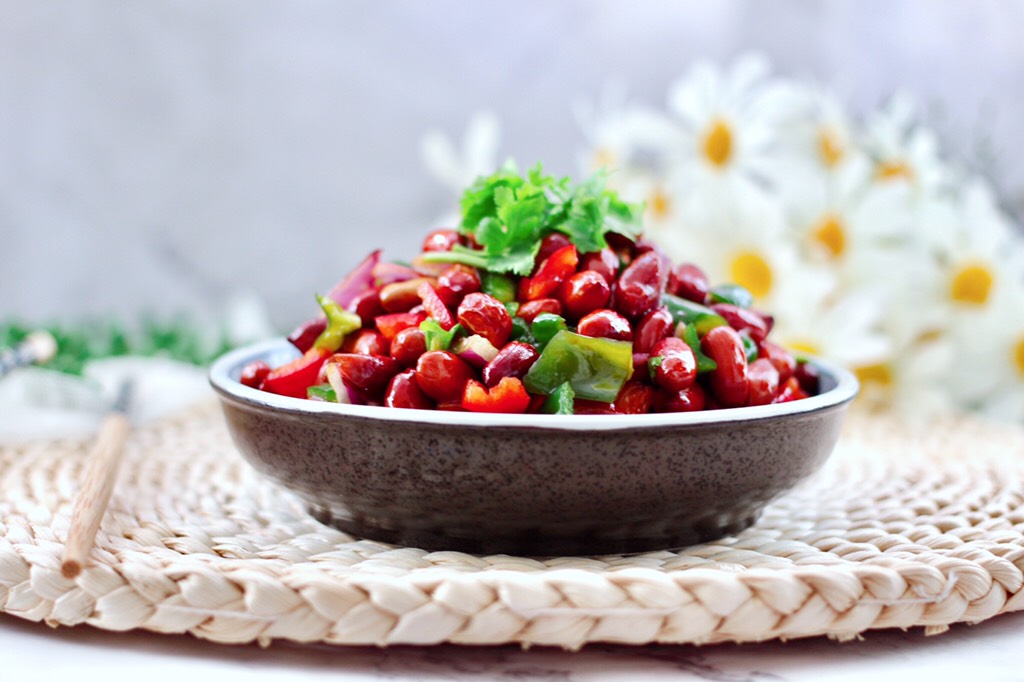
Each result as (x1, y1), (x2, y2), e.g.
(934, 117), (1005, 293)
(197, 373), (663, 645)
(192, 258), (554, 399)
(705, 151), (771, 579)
(423, 163), (643, 275)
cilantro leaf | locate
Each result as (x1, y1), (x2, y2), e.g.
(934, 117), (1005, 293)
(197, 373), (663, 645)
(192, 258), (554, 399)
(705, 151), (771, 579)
(424, 164), (643, 275)
(604, 191), (644, 241)
(460, 163), (524, 233)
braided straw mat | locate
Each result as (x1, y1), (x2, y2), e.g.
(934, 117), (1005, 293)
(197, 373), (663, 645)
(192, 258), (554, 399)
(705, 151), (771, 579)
(2, 402), (1024, 649)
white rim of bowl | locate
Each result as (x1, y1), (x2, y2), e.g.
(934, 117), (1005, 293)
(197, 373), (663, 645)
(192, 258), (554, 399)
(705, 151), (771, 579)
(210, 339), (859, 431)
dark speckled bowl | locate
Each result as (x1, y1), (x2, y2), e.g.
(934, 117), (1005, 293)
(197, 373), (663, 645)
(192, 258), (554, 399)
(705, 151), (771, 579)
(210, 340), (858, 556)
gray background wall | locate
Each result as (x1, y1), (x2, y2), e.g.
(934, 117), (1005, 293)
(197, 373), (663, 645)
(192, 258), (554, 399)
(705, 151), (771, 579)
(3, 0), (1023, 329)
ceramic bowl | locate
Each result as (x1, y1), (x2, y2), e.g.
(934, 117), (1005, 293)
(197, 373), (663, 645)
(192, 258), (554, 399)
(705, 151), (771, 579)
(210, 339), (858, 556)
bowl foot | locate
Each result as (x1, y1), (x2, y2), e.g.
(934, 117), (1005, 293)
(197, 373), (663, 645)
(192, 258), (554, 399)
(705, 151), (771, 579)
(308, 504), (761, 556)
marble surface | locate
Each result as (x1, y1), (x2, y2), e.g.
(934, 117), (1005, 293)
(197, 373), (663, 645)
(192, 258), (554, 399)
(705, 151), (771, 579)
(3, 610), (1024, 681)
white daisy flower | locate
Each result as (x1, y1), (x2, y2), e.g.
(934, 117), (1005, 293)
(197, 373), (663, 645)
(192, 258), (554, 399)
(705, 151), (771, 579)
(807, 88), (857, 172)
(658, 53), (810, 200)
(420, 111), (501, 195)
(915, 179), (1023, 319)
(771, 289), (890, 371)
(943, 276), (1024, 421)
(783, 153), (914, 275)
(771, 85), (863, 204)
(657, 184), (889, 375)
(778, 85), (857, 178)
(573, 84), (685, 233)
(567, 54), (1024, 425)
(657, 188), (829, 314)
(602, 51), (802, 205)
(603, 170), (680, 236)
(862, 92), (953, 197)
(852, 334), (955, 419)
(845, 251), (957, 418)
(575, 82), (667, 174)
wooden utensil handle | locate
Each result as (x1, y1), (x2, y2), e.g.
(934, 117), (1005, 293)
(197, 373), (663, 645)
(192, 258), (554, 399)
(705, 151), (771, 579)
(61, 412), (131, 579)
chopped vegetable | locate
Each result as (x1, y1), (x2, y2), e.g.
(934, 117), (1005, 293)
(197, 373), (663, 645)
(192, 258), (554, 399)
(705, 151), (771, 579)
(422, 164), (642, 276)
(462, 377), (531, 413)
(662, 294), (728, 337)
(314, 295), (362, 352)
(480, 271), (517, 303)
(451, 334), (499, 368)
(676, 323), (718, 374)
(251, 166), (812, 413)
(307, 384), (337, 402)
(325, 249), (380, 309)
(420, 319), (462, 352)
(263, 346), (332, 399)
(530, 313), (568, 350)
(708, 283), (754, 309)
(523, 330), (634, 402)
(541, 382), (575, 415)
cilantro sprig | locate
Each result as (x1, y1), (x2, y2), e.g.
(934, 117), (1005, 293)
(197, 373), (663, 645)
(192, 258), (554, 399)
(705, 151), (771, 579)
(424, 164), (643, 275)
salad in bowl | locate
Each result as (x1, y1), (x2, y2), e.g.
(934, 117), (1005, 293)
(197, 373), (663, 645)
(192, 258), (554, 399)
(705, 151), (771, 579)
(211, 165), (856, 554)
(243, 165), (817, 415)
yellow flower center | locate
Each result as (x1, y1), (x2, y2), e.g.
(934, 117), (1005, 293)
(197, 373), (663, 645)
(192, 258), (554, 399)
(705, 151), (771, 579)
(877, 160), (913, 181)
(786, 339), (820, 357)
(648, 187), (671, 221)
(1014, 337), (1024, 378)
(592, 147), (616, 171)
(703, 119), (733, 168)
(818, 128), (844, 168)
(854, 363), (893, 387)
(811, 213), (846, 259)
(950, 262), (994, 306)
(728, 251), (772, 300)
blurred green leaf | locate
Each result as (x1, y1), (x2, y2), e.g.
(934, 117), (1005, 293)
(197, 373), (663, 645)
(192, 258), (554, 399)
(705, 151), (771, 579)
(0, 316), (239, 375)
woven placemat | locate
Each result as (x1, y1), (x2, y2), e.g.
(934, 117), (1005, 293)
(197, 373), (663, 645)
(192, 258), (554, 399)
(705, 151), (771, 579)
(2, 403), (1024, 649)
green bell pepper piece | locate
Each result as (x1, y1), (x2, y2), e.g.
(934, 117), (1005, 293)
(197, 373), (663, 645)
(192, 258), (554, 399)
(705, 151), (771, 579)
(662, 293), (728, 337)
(420, 320), (462, 352)
(481, 272), (517, 303)
(523, 330), (633, 403)
(314, 295), (362, 352)
(740, 331), (758, 363)
(307, 383), (338, 402)
(504, 301), (520, 317)
(509, 316), (535, 344)
(708, 283), (754, 309)
(647, 355), (664, 382)
(541, 382), (576, 415)
(531, 313), (568, 350)
(676, 323), (718, 374)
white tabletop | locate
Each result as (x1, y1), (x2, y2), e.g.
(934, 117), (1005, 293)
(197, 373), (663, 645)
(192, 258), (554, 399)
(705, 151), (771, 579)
(3, 609), (1023, 681)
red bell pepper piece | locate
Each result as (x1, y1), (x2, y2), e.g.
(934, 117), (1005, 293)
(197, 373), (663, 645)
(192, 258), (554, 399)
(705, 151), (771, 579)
(262, 346), (332, 399)
(417, 281), (457, 330)
(461, 377), (531, 414)
(375, 310), (428, 342)
(526, 244), (578, 300)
